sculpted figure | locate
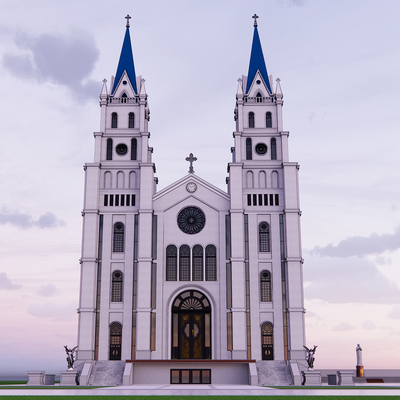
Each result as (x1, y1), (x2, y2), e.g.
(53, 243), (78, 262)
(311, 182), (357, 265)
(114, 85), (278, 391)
(64, 345), (78, 370)
(303, 345), (317, 370)
(356, 343), (363, 366)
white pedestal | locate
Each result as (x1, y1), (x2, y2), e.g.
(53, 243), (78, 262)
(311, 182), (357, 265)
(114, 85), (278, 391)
(60, 370), (79, 386)
(302, 370), (322, 386)
(27, 371), (45, 386)
(338, 370), (354, 386)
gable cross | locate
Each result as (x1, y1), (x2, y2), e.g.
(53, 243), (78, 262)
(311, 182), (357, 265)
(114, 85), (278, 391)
(252, 14), (259, 26)
(125, 14), (131, 27)
(185, 153), (197, 174)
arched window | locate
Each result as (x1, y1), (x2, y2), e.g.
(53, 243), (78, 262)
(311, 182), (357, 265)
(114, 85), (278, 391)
(261, 322), (274, 360)
(249, 112), (255, 128)
(129, 112), (135, 128)
(109, 322), (122, 360)
(179, 245), (190, 281)
(106, 138), (113, 160)
(111, 112), (118, 128)
(121, 93), (127, 103)
(259, 171), (266, 188)
(131, 138), (137, 160)
(266, 112), (272, 128)
(256, 92), (262, 103)
(259, 222), (270, 252)
(166, 245), (177, 281)
(117, 171), (124, 188)
(271, 138), (277, 160)
(192, 245), (203, 281)
(272, 170), (279, 189)
(111, 271), (123, 302)
(246, 171), (254, 188)
(205, 245), (217, 281)
(104, 171), (112, 188)
(260, 271), (271, 302)
(113, 222), (124, 253)
(129, 171), (136, 189)
(246, 138), (252, 160)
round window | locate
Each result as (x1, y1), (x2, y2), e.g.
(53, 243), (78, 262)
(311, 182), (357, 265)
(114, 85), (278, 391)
(255, 143), (268, 155)
(177, 207), (206, 234)
(116, 143), (128, 155)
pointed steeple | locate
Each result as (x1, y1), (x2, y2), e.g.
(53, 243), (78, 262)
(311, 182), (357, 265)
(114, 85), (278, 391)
(245, 15), (271, 94)
(111, 15), (138, 94)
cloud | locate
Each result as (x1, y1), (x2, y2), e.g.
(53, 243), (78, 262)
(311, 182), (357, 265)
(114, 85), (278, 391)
(27, 301), (77, 321)
(333, 322), (356, 332)
(362, 320), (376, 330)
(0, 209), (65, 229)
(388, 305), (400, 320)
(310, 226), (400, 258)
(2, 30), (100, 100)
(304, 255), (400, 304)
(0, 272), (21, 290)
(37, 283), (58, 297)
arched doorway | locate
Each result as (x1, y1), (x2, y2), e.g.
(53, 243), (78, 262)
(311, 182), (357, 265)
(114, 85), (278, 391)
(109, 322), (122, 360)
(261, 322), (274, 360)
(171, 290), (211, 359)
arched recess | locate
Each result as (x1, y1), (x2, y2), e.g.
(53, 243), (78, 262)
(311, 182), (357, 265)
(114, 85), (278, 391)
(271, 170), (279, 189)
(129, 171), (136, 189)
(117, 171), (125, 189)
(261, 322), (274, 360)
(109, 322), (122, 360)
(171, 290), (211, 360)
(104, 171), (112, 189)
(246, 171), (254, 188)
(259, 171), (267, 188)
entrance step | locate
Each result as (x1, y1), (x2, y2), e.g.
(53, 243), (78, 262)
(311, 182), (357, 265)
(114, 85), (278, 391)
(87, 360), (125, 386)
(256, 360), (294, 386)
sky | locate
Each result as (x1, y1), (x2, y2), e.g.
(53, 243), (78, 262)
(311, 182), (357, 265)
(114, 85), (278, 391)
(0, 0), (399, 376)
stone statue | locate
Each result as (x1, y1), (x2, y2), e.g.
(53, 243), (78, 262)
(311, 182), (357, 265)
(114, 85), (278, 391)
(304, 345), (317, 370)
(356, 343), (362, 365)
(64, 345), (78, 370)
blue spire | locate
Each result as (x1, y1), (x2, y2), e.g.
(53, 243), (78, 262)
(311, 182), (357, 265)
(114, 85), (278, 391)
(245, 20), (271, 94)
(112, 21), (137, 94)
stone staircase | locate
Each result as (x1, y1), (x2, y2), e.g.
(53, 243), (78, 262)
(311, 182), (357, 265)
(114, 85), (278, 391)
(256, 360), (294, 386)
(87, 360), (126, 386)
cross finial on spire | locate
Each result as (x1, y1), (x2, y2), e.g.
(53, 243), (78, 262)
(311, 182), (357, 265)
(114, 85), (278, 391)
(125, 14), (131, 27)
(252, 14), (259, 26)
(185, 153), (197, 174)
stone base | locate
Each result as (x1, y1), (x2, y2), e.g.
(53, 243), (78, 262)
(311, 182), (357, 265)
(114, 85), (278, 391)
(338, 370), (354, 386)
(27, 371), (45, 386)
(356, 365), (365, 377)
(302, 370), (322, 386)
(60, 370), (79, 386)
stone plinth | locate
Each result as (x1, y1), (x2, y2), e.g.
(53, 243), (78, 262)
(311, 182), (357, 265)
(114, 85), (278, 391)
(27, 371), (45, 386)
(356, 365), (364, 377)
(302, 370), (322, 386)
(44, 374), (55, 385)
(338, 370), (354, 386)
(60, 370), (79, 386)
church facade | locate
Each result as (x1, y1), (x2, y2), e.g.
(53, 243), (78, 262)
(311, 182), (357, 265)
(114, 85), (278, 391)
(76, 16), (306, 378)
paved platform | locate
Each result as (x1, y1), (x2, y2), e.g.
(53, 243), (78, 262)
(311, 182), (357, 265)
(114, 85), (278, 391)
(1, 383), (400, 396)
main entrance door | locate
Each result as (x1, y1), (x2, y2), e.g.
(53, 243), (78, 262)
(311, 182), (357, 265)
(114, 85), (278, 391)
(172, 290), (211, 359)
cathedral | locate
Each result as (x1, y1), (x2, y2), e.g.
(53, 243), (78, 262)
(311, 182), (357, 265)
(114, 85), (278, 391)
(75, 15), (306, 385)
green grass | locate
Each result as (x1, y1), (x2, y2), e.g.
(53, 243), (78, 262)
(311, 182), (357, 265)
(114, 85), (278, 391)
(0, 380), (27, 385)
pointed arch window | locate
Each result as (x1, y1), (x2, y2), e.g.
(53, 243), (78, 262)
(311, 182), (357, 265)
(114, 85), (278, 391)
(111, 271), (123, 302)
(179, 245), (190, 281)
(249, 112), (255, 128)
(271, 138), (277, 160)
(106, 138), (113, 160)
(205, 245), (217, 281)
(121, 93), (127, 103)
(111, 112), (118, 128)
(256, 92), (262, 103)
(246, 138), (252, 160)
(131, 138), (137, 160)
(129, 112), (135, 128)
(260, 271), (271, 302)
(113, 222), (124, 253)
(259, 222), (270, 252)
(192, 245), (203, 281)
(166, 245), (177, 281)
(266, 112), (272, 128)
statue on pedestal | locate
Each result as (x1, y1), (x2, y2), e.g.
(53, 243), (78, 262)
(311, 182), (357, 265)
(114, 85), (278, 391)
(64, 345), (78, 370)
(356, 343), (364, 377)
(304, 345), (317, 370)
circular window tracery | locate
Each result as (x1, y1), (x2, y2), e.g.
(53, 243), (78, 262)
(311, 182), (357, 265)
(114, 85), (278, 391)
(177, 206), (206, 234)
(255, 143), (268, 155)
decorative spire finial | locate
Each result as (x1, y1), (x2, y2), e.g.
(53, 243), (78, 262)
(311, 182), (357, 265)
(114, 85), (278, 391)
(252, 14), (259, 26)
(185, 153), (197, 174)
(125, 14), (131, 27)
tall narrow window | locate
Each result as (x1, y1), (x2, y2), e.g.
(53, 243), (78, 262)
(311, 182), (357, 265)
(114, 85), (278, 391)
(131, 138), (137, 160)
(259, 222), (270, 252)
(129, 112), (135, 128)
(266, 112), (272, 128)
(111, 271), (123, 302)
(272, 170), (279, 189)
(261, 322), (274, 360)
(111, 112), (118, 128)
(113, 222), (124, 253)
(106, 139), (113, 160)
(249, 112), (255, 128)
(271, 138), (277, 160)
(179, 245), (190, 281)
(205, 245), (217, 281)
(109, 322), (122, 360)
(260, 271), (271, 302)
(246, 138), (252, 160)
(192, 245), (203, 281)
(166, 245), (177, 281)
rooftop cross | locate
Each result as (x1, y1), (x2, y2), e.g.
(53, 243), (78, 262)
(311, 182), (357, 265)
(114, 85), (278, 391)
(185, 153), (197, 174)
(252, 14), (259, 26)
(125, 14), (131, 27)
